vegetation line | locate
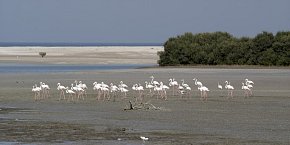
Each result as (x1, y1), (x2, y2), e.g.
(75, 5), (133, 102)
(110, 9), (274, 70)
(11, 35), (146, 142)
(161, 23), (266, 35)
(158, 31), (290, 66)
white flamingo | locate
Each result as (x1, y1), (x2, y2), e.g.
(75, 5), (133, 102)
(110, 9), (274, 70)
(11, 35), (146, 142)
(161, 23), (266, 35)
(93, 82), (102, 100)
(32, 84), (41, 101)
(66, 87), (75, 101)
(193, 78), (203, 86)
(145, 81), (154, 96)
(40, 82), (50, 99)
(150, 76), (160, 85)
(181, 79), (189, 88)
(245, 78), (254, 85)
(78, 81), (88, 97)
(245, 80), (254, 95)
(198, 85), (210, 101)
(110, 83), (119, 101)
(225, 81), (234, 99)
(169, 78), (178, 96)
(100, 85), (110, 101)
(242, 83), (251, 98)
(160, 82), (169, 100)
(119, 85), (129, 99)
(136, 84), (145, 102)
(119, 81), (128, 88)
(178, 84), (185, 98)
(57, 83), (66, 100)
(181, 79), (191, 97)
(153, 84), (163, 99)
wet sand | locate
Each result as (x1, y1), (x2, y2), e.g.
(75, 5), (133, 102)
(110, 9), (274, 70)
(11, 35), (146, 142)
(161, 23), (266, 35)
(1, 68), (290, 144)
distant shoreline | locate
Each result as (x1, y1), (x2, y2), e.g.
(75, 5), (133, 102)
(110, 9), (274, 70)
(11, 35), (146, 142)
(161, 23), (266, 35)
(0, 46), (163, 65)
(142, 65), (290, 69)
(0, 42), (163, 47)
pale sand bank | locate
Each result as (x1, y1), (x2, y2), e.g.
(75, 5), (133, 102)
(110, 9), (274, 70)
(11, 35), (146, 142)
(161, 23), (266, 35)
(0, 46), (163, 64)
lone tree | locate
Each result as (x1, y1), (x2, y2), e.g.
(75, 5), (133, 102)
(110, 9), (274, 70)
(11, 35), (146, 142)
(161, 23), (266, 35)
(39, 52), (46, 58)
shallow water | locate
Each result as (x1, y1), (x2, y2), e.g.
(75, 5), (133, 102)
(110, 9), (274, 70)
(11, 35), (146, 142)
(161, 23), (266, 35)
(0, 63), (154, 73)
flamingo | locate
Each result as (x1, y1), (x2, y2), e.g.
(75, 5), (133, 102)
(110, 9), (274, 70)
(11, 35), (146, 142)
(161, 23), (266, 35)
(136, 84), (145, 102)
(119, 85), (129, 99)
(65, 87), (75, 101)
(169, 78), (178, 96)
(110, 83), (119, 101)
(245, 81), (254, 95)
(218, 82), (223, 90)
(242, 83), (251, 98)
(198, 85), (210, 101)
(119, 81), (128, 88)
(150, 76), (160, 85)
(57, 83), (66, 100)
(78, 81), (88, 97)
(40, 82), (50, 99)
(185, 86), (192, 97)
(245, 78), (254, 84)
(100, 85), (110, 101)
(160, 82), (169, 100)
(178, 84), (185, 98)
(225, 81), (234, 99)
(93, 82), (102, 100)
(145, 81), (154, 96)
(153, 84), (163, 99)
(32, 84), (41, 101)
(181, 79), (189, 88)
(193, 78), (202, 86)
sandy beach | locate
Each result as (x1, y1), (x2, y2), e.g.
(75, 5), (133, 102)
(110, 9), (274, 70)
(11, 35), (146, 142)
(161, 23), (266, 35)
(1, 47), (290, 144)
(0, 46), (163, 64)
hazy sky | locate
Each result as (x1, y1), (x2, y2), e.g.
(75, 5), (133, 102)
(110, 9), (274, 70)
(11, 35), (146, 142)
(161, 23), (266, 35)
(0, 0), (289, 43)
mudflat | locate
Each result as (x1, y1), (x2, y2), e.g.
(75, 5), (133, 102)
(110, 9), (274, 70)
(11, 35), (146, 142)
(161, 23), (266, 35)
(1, 68), (290, 144)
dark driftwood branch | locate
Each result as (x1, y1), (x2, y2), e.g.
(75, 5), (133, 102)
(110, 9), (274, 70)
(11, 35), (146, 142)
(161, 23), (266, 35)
(124, 100), (163, 111)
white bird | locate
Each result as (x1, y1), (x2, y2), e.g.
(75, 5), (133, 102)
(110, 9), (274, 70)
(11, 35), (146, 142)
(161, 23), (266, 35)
(145, 81), (154, 95)
(193, 78), (203, 86)
(153, 84), (163, 99)
(181, 79), (189, 88)
(140, 136), (149, 141)
(119, 81), (128, 88)
(169, 78), (178, 96)
(78, 81), (88, 97)
(119, 85), (129, 99)
(93, 82), (102, 100)
(225, 81), (234, 99)
(66, 87), (75, 101)
(160, 82), (169, 100)
(32, 84), (41, 101)
(40, 82), (50, 99)
(218, 82), (223, 90)
(57, 83), (66, 100)
(198, 85), (210, 101)
(150, 76), (160, 85)
(101, 82), (109, 88)
(242, 83), (251, 98)
(110, 83), (119, 101)
(245, 78), (254, 84)
(78, 81), (88, 89)
(178, 84), (184, 90)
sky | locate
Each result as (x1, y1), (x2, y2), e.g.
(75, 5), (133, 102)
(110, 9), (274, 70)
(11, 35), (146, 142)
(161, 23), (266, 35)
(0, 0), (290, 43)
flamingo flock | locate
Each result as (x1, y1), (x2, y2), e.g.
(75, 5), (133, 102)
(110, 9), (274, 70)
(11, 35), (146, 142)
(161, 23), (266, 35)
(32, 76), (255, 102)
